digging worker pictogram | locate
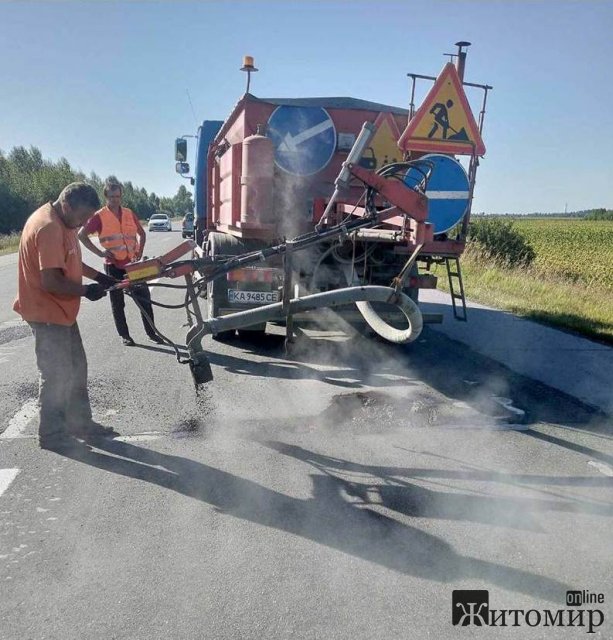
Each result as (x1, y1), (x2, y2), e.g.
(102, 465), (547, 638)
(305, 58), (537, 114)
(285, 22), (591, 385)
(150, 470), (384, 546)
(13, 182), (118, 447)
(428, 99), (454, 139)
(79, 179), (163, 346)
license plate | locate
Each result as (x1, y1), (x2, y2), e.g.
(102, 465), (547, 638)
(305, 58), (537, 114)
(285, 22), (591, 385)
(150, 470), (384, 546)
(228, 290), (279, 304)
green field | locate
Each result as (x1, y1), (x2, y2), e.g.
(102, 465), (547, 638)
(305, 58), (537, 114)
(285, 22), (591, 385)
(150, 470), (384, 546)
(443, 218), (613, 343)
(512, 218), (613, 290)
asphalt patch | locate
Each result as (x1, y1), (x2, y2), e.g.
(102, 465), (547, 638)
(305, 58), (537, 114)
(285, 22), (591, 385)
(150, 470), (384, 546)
(320, 389), (520, 432)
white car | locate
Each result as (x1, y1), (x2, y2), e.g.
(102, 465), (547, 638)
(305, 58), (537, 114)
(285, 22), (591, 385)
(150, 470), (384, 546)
(148, 213), (172, 232)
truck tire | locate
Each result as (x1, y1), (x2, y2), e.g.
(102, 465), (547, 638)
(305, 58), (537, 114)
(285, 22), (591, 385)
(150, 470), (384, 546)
(206, 232), (244, 341)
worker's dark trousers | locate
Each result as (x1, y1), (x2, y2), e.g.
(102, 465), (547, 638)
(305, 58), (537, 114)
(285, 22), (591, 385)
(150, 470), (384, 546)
(104, 264), (157, 340)
(29, 322), (91, 436)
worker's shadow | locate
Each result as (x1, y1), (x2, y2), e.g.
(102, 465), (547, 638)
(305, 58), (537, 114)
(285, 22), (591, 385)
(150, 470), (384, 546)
(264, 440), (613, 524)
(52, 434), (574, 604)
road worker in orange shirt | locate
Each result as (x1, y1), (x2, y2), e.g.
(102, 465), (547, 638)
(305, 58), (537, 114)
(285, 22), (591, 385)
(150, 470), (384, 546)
(13, 182), (118, 447)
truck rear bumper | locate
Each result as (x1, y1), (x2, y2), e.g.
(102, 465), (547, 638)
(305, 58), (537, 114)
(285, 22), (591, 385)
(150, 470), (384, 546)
(218, 307), (443, 325)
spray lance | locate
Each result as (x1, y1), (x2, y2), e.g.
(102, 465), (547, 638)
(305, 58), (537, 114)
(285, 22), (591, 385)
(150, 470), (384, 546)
(315, 122), (376, 231)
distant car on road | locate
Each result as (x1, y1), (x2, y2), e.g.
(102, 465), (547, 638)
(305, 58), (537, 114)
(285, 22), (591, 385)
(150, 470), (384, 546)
(182, 213), (195, 239)
(148, 213), (172, 232)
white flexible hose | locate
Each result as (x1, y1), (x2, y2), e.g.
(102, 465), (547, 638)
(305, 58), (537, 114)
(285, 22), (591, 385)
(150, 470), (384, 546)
(341, 263), (423, 343)
(355, 297), (423, 343)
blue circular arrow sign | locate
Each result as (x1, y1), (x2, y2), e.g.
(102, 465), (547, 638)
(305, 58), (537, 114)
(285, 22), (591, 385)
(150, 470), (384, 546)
(267, 105), (337, 176)
(404, 153), (470, 234)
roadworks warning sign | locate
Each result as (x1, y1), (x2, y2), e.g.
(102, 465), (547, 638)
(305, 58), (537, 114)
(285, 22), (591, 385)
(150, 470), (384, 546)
(399, 63), (486, 156)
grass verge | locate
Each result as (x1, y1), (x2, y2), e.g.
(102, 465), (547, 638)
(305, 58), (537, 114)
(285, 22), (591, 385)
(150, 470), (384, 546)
(436, 251), (613, 345)
(0, 233), (20, 256)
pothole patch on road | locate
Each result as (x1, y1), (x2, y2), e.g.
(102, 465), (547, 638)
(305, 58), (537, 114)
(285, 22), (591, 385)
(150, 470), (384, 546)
(318, 390), (528, 433)
(171, 416), (205, 437)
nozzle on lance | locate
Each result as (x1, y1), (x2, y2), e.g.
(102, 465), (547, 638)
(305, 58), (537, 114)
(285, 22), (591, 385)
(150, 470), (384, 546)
(189, 352), (213, 387)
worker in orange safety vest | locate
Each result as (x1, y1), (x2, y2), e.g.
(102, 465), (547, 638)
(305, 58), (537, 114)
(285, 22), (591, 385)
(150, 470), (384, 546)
(78, 179), (163, 346)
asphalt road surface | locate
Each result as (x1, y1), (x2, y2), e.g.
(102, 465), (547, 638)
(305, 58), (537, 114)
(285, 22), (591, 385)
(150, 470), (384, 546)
(1, 224), (612, 639)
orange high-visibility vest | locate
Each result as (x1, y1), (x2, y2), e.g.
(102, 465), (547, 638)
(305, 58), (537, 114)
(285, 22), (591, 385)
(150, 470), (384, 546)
(98, 207), (139, 262)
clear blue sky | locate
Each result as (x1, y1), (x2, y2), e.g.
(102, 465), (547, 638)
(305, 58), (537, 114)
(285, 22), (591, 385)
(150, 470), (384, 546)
(1, 1), (611, 213)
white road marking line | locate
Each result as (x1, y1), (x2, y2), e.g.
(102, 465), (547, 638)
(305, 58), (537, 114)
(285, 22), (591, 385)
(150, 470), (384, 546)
(1, 399), (38, 439)
(588, 461), (613, 477)
(0, 469), (20, 499)
(0, 433), (164, 441)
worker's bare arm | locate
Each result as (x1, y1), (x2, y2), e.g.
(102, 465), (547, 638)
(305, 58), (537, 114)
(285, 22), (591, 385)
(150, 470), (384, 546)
(81, 263), (100, 280)
(40, 268), (87, 297)
(135, 225), (146, 260)
(78, 228), (114, 260)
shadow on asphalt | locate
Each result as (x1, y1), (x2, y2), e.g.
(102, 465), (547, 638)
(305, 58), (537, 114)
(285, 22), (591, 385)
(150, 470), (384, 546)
(45, 434), (581, 604)
(204, 331), (419, 390)
(506, 309), (613, 347)
(523, 429), (613, 467)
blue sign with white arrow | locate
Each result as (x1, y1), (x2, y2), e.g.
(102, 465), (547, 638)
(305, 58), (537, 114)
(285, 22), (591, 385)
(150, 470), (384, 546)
(404, 153), (470, 234)
(267, 105), (337, 176)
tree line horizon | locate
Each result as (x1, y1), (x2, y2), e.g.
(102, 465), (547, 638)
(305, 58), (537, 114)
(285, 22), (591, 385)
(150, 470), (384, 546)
(0, 145), (194, 235)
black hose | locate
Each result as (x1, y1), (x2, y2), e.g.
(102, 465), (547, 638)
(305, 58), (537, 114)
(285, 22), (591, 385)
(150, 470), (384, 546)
(124, 289), (191, 363)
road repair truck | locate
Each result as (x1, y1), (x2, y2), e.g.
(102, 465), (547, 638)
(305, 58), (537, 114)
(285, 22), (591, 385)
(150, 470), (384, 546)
(169, 42), (492, 349)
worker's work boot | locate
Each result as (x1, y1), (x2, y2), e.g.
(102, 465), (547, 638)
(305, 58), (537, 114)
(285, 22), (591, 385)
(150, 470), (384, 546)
(121, 336), (135, 346)
(38, 428), (73, 450)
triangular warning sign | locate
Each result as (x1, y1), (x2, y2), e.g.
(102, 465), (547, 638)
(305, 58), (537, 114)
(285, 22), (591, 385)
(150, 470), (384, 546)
(398, 63), (485, 156)
(367, 112), (402, 170)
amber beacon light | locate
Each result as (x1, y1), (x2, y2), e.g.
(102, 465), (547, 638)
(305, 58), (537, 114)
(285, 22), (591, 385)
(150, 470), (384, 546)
(240, 55), (258, 93)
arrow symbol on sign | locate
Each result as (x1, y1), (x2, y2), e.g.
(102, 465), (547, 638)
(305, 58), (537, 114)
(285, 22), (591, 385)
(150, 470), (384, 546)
(279, 119), (334, 153)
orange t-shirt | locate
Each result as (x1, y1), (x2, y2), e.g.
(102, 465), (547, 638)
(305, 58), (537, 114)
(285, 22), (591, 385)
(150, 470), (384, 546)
(13, 203), (83, 326)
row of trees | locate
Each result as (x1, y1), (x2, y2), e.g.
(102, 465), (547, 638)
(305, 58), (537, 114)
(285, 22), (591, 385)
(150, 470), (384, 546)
(584, 208), (613, 221)
(0, 146), (194, 234)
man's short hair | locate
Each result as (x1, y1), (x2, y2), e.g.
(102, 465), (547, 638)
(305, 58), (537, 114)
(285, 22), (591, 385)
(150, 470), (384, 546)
(59, 182), (100, 210)
(104, 179), (123, 197)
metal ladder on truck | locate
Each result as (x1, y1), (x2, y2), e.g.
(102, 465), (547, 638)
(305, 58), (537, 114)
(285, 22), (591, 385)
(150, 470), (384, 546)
(445, 257), (467, 321)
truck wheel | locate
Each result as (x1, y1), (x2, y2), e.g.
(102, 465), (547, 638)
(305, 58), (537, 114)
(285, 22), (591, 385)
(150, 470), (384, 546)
(206, 232), (244, 341)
